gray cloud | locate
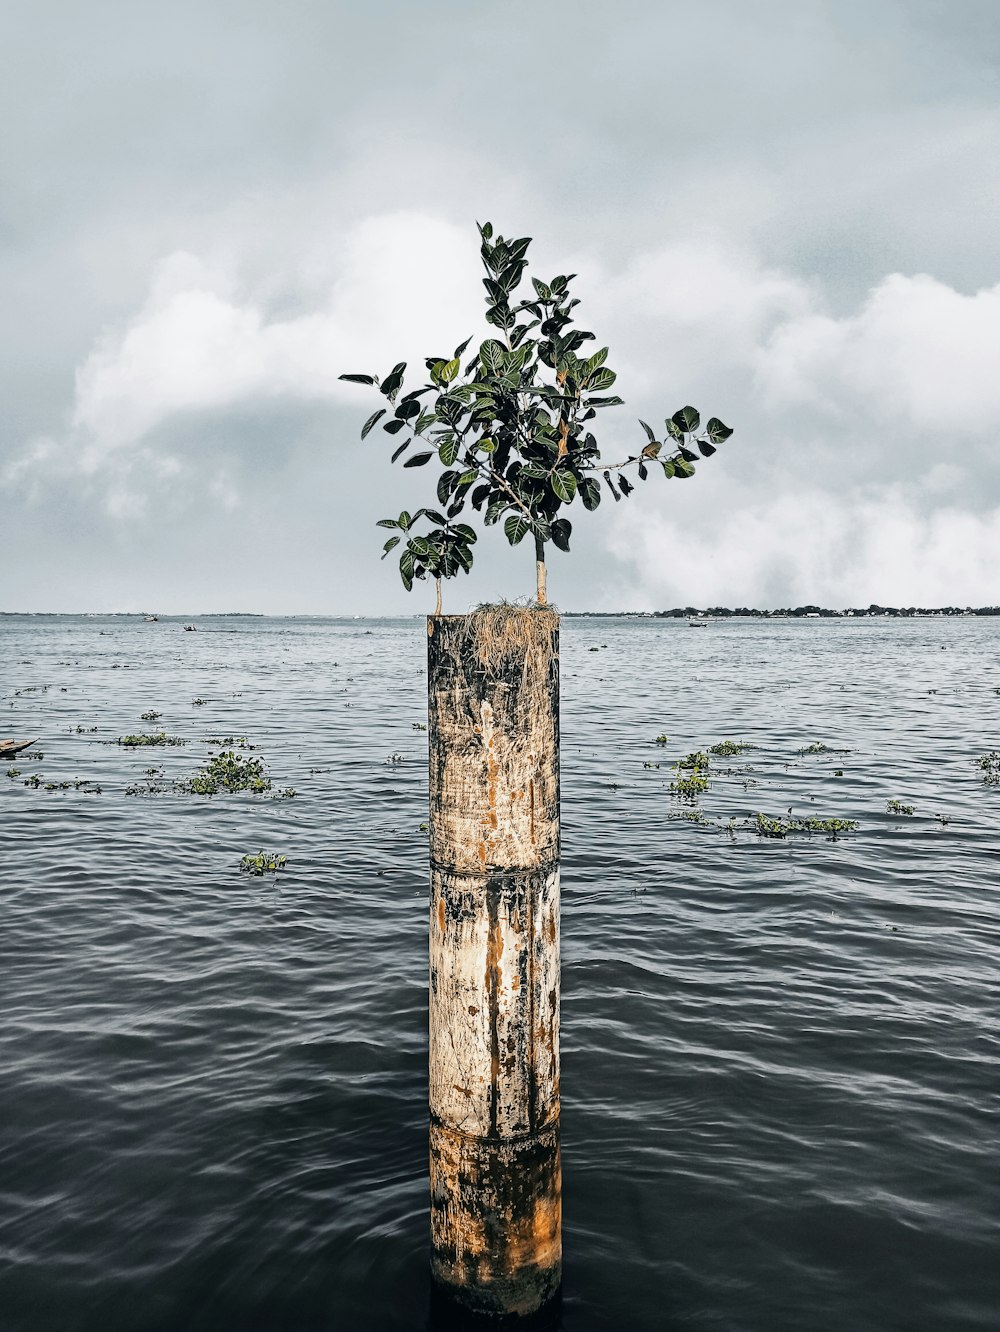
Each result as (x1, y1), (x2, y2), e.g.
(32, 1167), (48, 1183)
(3, 0), (1000, 611)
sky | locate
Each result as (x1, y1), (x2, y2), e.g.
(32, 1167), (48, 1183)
(3, 0), (1000, 613)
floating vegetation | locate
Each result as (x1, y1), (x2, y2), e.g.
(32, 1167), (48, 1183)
(203, 736), (255, 748)
(192, 698), (208, 706)
(140, 710), (162, 721)
(118, 732), (185, 748)
(239, 850), (288, 876)
(797, 741), (851, 756)
(750, 811), (858, 839)
(7, 767), (20, 778)
(23, 775), (41, 788)
(643, 761), (660, 769)
(178, 750), (271, 795)
(708, 739), (756, 756)
(275, 788), (297, 799)
(385, 752), (404, 764)
(670, 771), (709, 802)
(412, 722), (427, 731)
(676, 750), (710, 771)
(886, 799), (915, 815)
(975, 752), (1000, 785)
(654, 734), (669, 745)
(669, 808), (711, 824)
(834, 769), (844, 777)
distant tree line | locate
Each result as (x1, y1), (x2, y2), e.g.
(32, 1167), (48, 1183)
(567, 605), (1000, 618)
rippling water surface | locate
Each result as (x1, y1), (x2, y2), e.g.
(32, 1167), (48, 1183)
(2, 613), (998, 1331)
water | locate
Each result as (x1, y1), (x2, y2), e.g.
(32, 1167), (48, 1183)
(1, 613), (997, 1331)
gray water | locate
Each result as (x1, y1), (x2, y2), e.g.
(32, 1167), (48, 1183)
(1, 613), (997, 1331)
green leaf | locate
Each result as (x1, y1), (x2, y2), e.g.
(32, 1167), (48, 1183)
(399, 549), (414, 590)
(579, 477), (602, 510)
(478, 221), (493, 241)
(661, 459), (676, 478)
(551, 518), (571, 552)
(505, 514), (530, 545)
(619, 475), (634, 496)
(381, 536), (401, 559)
(437, 472), (457, 505)
(457, 469), (478, 486)
(485, 498), (508, 525)
(587, 367), (617, 391)
(479, 339), (506, 374)
(453, 523), (477, 543)
(438, 435), (459, 466)
(398, 511), (412, 530)
(390, 438), (410, 463)
(440, 357), (461, 384)
(638, 420), (657, 444)
(380, 363), (406, 399)
(376, 518), (399, 529)
(383, 419), (407, 435)
(403, 452), (433, 468)
(361, 408), (386, 439)
(672, 405), (700, 433)
(453, 336), (473, 359)
(665, 418), (683, 441)
(697, 440), (717, 457)
(454, 544), (474, 573)
(551, 469), (577, 503)
(420, 509), (448, 525)
(706, 416), (734, 444)
(589, 395), (625, 408)
(339, 373), (375, 385)
(532, 277), (552, 300)
(673, 458), (695, 478)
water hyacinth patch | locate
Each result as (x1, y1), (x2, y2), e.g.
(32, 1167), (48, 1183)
(886, 800), (915, 815)
(239, 850), (288, 876)
(708, 739), (756, 756)
(118, 732), (185, 747)
(178, 750), (271, 795)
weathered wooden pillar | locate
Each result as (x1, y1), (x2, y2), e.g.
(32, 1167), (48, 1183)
(427, 608), (561, 1322)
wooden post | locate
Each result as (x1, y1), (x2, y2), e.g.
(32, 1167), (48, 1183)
(427, 608), (561, 1321)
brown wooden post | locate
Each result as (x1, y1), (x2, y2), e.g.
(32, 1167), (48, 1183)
(427, 607), (561, 1321)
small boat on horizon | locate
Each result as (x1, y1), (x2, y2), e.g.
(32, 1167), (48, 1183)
(689, 618), (709, 627)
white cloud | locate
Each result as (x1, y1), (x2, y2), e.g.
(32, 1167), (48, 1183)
(604, 481), (1000, 609)
(756, 272), (1000, 434)
(69, 212), (484, 469)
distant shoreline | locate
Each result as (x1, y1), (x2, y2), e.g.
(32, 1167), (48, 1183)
(2, 606), (998, 619)
(567, 605), (1000, 618)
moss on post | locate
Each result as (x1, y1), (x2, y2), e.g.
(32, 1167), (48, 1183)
(427, 607), (561, 1321)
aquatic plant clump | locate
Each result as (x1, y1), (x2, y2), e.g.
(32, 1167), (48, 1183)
(708, 739), (756, 756)
(239, 850), (288, 876)
(178, 750), (271, 795)
(118, 732), (185, 748)
(751, 812), (859, 839)
(670, 771), (709, 802)
(797, 741), (851, 756)
(886, 800), (915, 815)
(975, 752), (1000, 784)
(676, 750), (710, 771)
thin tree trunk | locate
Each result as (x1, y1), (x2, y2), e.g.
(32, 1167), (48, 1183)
(535, 534), (547, 605)
(434, 577), (442, 618)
